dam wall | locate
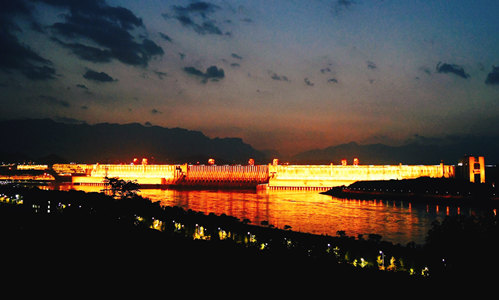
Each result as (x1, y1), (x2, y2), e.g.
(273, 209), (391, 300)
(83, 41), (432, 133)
(267, 164), (455, 191)
(70, 164), (269, 187)
(179, 165), (269, 187)
(67, 162), (455, 190)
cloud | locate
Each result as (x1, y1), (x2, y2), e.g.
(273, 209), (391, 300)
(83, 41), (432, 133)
(367, 61), (377, 70)
(159, 32), (173, 42)
(169, 2), (224, 35)
(183, 65), (225, 83)
(174, 15), (223, 35)
(76, 84), (88, 89)
(52, 38), (113, 63)
(154, 71), (167, 79)
(436, 62), (470, 79)
(231, 53), (243, 60)
(83, 69), (116, 82)
(0, 3), (56, 80)
(230, 63), (240, 68)
(54, 117), (86, 124)
(38, 95), (69, 107)
(41, 0), (163, 67)
(320, 67), (332, 74)
(172, 2), (220, 17)
(270, 72), (289, 82)
(304, 78), (314, 86)
(485, 66), (499, 85)
(333, 0), (356, 14)
(328, 78), (338, 83)
(151, 108), (162, 114)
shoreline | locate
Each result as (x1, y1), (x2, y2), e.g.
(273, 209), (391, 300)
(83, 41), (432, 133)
(2, 184), (498, 283)
(321, 177), (498, 208)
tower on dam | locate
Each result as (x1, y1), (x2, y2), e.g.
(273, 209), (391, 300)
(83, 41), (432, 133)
(460, 155), (485, 183)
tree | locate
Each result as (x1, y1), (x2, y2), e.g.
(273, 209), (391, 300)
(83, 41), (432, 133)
(103, 177), (140, 199)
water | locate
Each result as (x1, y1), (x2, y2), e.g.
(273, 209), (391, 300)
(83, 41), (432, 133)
(66, 185), (491, 245)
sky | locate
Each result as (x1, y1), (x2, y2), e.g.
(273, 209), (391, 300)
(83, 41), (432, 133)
(1, 0), (498, 156)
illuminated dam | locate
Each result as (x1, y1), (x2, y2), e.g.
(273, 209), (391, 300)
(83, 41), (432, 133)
(59, 161), (456, 191)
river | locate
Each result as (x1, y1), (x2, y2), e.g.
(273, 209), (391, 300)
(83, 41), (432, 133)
(61, 185), (493, 245)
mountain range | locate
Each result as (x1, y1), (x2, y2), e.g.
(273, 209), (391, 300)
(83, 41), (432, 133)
(292, 139), (499, 165)
(0, 119), (266, 164)
(1, 119), (497, 165)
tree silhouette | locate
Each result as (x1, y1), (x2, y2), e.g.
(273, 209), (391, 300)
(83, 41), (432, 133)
(103, 177), (140, 199)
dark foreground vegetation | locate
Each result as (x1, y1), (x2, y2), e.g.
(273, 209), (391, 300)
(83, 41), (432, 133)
(1, 185), (497, 287)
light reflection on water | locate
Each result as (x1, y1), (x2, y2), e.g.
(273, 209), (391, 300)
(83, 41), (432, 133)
(67, 185), (484, 245)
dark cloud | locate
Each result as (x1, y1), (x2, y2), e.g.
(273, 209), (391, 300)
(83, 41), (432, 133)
(436, 62), (470, 79)
(230, 63), (240, 68)
(38, 95), (69, 107)
(367, 61), (377, 70)
(54, 116), (86, 124)
(328, 78), (338, 83)
(169, 2), (224, 35)
(231, 53), (243, 60)
(76, 84), (88, 89)
(183, 65), (225, 83)
(40, 0), (163, 67)
(485, 66), (499, 85)
(419, 66), (432, 75)
(142, 39), (164, 56)
(0, 2), (56, 80)
(154, 71), (167, 79)
(83, 69), (116, 82)
(0, 1), (31, 16)
(23, 65), (57, 80)
(270, 72), (289, 82)
(172, 2), (220, 17)
(320, 67), (332, 74)
(159, 32), (172, 42)
(52, 38), (113, 63)
(304, 78), (314, 86)
(174, 15), (223, 35)
(151, 108), (162, 114)
(333, 0), (356, 14)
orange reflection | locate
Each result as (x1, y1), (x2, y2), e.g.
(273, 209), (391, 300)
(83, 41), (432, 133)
(54, 185), (485, 245)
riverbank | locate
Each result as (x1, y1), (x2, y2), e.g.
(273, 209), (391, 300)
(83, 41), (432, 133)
(1, 185), (496, 286)
(322, 177), (498, 206)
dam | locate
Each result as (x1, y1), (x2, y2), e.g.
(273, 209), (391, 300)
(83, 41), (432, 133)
(54, 159), (458, 191)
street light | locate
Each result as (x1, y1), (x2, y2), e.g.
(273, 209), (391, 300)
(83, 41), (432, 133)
(379, 250), (385, 269)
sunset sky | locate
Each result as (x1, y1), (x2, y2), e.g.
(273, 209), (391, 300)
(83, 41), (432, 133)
(1, 0), (498, 156)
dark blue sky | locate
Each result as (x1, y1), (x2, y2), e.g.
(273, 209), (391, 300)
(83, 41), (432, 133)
(1, 0), (498, 155)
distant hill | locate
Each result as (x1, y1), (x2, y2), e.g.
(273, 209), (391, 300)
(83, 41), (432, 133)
(0, 119), (266, 164)
(292, 139), (499, 165)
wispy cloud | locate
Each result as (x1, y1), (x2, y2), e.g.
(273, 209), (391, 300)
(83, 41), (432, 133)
(436, 62), (470, 79)
(485, 66), (499, 85)
(168, 2), (224, 35)
(184, 65), (225, 83)
(44, 0), (163, 67)
(83, 69), (116, 82)
(0, 2), (55, 80)
(269, 72), (289, 82)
